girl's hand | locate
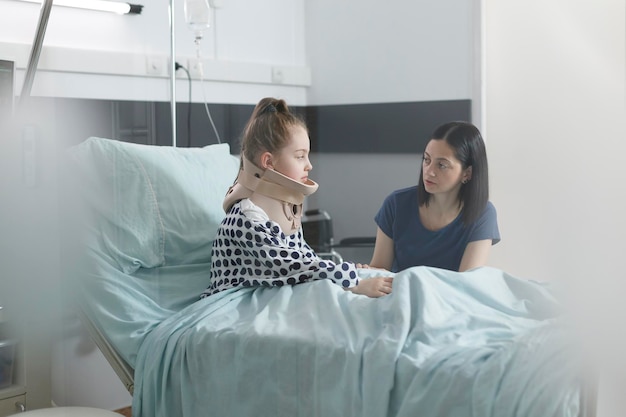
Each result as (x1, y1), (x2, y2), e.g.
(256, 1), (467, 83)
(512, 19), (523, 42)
(355, 263), (370, 269)
(348, 277), (393, 298)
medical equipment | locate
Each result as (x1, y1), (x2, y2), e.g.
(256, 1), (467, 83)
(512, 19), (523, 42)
(182, 0), (222, 145)
(184, 0), (211, 46)
(223, 155), (318, 235)
(302, 209), (376, 264)
(68, 137), (597, 417)
(302, 209), (343, 262)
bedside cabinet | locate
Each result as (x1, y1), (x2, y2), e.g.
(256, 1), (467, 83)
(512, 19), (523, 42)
(0, 392), (26, 416)
(0, 307), (26, 415)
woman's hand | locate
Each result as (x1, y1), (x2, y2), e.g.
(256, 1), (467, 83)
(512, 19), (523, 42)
(348, 277), (393, 298)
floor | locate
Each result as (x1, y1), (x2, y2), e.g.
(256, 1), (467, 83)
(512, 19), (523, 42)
(114, 406), (131, 417)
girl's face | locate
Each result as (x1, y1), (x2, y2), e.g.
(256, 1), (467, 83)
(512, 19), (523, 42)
(271, 125), (312, 183)
(422, 139), (471, 195)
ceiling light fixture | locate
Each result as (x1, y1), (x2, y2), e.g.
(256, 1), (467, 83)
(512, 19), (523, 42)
(18, 0), (144, 110)
(17, 0), (143, 15)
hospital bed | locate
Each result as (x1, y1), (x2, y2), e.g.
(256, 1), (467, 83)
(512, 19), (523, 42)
(65, 137), (597, 417)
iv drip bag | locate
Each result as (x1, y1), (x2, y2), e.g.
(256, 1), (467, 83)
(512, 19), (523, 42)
(184, 0), (211, 42)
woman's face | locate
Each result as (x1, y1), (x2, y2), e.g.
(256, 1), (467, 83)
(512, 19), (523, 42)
(422, 139), (471, 195)
(271, 125), (313, 183)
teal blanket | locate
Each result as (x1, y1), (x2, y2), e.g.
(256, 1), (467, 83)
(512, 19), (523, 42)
(132, 267), (581, 417)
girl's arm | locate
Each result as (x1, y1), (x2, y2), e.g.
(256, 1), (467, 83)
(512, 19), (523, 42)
(248, 222), (360, 289)
(458, 239), (493, 271)
(368, 227), (394, 271)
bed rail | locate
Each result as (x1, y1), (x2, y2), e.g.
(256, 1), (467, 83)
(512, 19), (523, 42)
(581, 376), (598, 417)
(76, 308), (135, 395)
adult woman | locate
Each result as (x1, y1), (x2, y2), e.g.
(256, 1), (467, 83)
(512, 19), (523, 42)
(369, 121), (500, 272)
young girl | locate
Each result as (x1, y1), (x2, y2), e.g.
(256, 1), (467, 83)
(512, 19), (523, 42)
(370, 121), (500, 273)
(201, 97), (392, 298)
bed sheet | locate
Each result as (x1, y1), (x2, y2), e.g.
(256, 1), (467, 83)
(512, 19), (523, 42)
(132, 266), (582, 417)
(66, 137), (583, 416)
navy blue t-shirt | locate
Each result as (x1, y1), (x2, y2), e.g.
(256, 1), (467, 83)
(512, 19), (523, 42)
(375, 186), (500, 272)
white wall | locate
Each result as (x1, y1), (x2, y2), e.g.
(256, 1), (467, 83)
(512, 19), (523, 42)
(485, 0), (625, 282)
(484, 1), (625, 415)
(0, 0), (309, 105)
(304, 0), (474, 105)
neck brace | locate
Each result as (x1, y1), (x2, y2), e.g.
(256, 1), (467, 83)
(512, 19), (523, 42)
(223, 156), (318, 232)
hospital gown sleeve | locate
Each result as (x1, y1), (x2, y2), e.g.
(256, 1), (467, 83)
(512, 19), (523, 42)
(206, 209), (359, 296)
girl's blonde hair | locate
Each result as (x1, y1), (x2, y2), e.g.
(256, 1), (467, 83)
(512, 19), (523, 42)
(240, 97), (307, 166)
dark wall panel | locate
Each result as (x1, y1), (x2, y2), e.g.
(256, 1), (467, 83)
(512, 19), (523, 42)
(155, 102), (309, 151)
(307, 100), (471, 154)
(26, 98), (471, 154)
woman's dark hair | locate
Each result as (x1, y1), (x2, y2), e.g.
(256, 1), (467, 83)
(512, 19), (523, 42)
(417, 121), (489, 225)
(240, 97), (307, 167)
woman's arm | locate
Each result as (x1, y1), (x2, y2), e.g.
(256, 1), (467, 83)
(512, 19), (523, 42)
(458, 239), (493, 271)
(369, 227), (394, 271)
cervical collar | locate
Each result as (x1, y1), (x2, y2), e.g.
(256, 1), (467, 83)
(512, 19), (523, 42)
(223, 156), (319, 232)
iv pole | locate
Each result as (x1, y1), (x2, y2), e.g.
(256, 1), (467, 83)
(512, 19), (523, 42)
(18, 0), (53, 112)
(169, 0), (177, 147)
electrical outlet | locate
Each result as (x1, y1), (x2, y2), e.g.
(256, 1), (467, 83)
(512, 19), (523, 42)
(146, 56), (166, 76)
(272, 67), (285, 84)
(188, 58), (204, 79)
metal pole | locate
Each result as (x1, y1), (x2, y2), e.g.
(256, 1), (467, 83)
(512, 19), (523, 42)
(169, 0), (177, 147)
(19, 0), (54, 111)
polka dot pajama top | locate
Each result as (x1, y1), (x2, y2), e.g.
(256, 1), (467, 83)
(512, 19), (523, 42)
(201, 199), (359, 298)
